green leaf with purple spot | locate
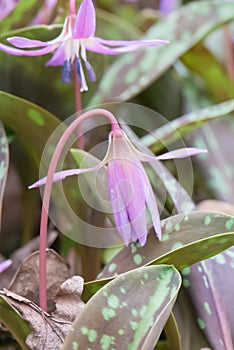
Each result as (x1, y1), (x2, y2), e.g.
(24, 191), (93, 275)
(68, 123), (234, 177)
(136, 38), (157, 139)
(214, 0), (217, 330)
(63, 265), (181, 350)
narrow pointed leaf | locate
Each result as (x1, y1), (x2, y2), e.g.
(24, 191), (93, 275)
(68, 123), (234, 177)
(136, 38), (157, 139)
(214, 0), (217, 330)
(0, 295), (31, 350)
(141, 99), (234, 153)
(63, 265), (181, 350)
(173, 289), (210, 350)
(0, 122), (9, 228)
(181, 43), (234, 102)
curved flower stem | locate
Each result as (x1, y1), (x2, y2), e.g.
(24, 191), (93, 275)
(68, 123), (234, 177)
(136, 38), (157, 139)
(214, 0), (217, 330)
(69, 0), (76, 15)
(39, 109), (118, 311)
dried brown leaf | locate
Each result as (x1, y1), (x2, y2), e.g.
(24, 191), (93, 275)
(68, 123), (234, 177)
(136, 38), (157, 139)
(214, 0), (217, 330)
(52, 276), (85, 322)
(8, 249), (69, 311)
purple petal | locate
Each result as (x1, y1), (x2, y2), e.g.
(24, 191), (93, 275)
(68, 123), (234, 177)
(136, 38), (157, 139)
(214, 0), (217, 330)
(95, 37), (169, 47)
(145, 181), (162, 240)
(46, 45), (65, 66)
(62, 60), (73, 82)
(73, 0), (96, 39)
(29, 163), (103, 189)
(7, 16), (69, 48)
(0, 259), (12, 273)
(156, 148), (207, 160)
(125, 162), (148, 241)
(108, 156), (148, 245)
(84, 60), (96, 82)
(7, 37), (49, 48)
(0, 42), (57, 56)
(108, 161), (132, 246)
(86, 37), (169, 55)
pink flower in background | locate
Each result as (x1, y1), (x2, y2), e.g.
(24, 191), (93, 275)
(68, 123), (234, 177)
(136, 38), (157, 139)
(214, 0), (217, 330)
(159, 0), (178, 16)
(29, 124), (206, 246)
(31, 0), (58, 25)
(0, 0), (18, 21)
(0, 0), (169, 91)
(0, 259), (12, 273)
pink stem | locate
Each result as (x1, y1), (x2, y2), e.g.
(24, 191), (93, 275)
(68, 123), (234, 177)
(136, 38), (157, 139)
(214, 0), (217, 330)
(39, 109), (118, 311)
(69, 0), (76, 15)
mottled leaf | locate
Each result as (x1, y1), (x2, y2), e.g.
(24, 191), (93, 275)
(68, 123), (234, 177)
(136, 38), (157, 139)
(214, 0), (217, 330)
(0, 90), (60, 168)
(141, 99), (234, 153)
(0, 0), (44, 33)
(91, 1), (234, 104)
(0, 121), (9, 228)
(192, 118), (234, 203)
(63, 265), (181, 350)
(82, 211), (234, 301)
(182, 248), (234, 350)
(0, 294), (31, 350)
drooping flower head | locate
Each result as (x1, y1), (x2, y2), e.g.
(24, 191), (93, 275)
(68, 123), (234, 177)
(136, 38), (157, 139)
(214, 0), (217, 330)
(29, 112), (206, 247)
(0, 0), (169, 91)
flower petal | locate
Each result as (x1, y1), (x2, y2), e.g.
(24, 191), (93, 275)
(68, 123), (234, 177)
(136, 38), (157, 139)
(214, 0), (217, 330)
(73, 0), (96, 39)
(156, 148), (207, 160)
(7, 17), (70, 48)
(7, 37), (49, 48)
(0, 259), (12, 273)
(86, 37), (169, 55)
(0, 42), (57, 56)
(95, 37), (170, 47)
(46, 45), (65, 66)
(138, 147), (207, 162)
(108, 161), (132, 246)
(145, 180), (162, 240)
(29, 163), (103, 189)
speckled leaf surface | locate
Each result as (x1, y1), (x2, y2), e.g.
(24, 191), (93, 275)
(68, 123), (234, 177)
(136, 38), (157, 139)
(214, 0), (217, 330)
(82, 211), (234, 301)
(63, 265), (181, 350)
(0, 0), (44, 33)
(90, 1), (234, 104)
(0, 90), (60, 168)
(192, 119), (234, 203)
(0, 122), (9, 227)
(141, 99), (234, 153)
(182, 247), (234, 350)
